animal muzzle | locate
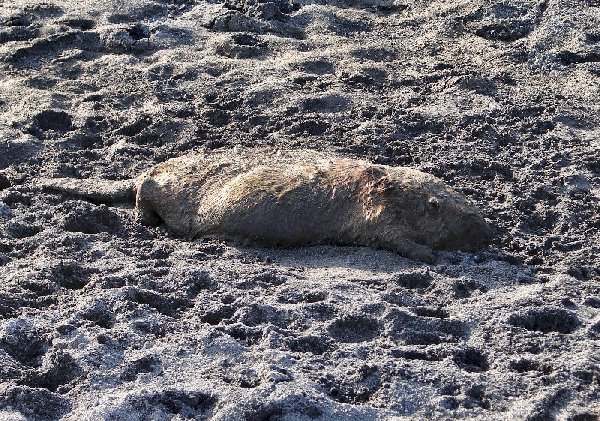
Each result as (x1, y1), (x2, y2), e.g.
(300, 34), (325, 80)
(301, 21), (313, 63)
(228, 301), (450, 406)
(441, 215), (493, 251)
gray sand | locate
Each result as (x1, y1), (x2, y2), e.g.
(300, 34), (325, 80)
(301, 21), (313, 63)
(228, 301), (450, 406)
(0, 0), (599, 419)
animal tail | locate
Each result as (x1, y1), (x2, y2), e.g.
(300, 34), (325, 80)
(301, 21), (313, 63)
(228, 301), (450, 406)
(40, 178), (136, 205)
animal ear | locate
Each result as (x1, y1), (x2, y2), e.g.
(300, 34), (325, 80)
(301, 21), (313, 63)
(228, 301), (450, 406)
(374, 176), (393, 192)
(428, 196), (440, 212)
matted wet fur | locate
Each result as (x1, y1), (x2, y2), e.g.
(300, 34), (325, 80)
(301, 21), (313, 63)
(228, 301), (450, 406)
(41, 148), (492, 262)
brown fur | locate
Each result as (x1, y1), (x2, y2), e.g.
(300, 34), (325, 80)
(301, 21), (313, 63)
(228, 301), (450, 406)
(41, 148), (492, 262)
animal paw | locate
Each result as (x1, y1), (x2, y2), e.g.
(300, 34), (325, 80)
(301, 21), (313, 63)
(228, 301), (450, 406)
(389, 239), (435, 263)
(408, 245), (435, 264)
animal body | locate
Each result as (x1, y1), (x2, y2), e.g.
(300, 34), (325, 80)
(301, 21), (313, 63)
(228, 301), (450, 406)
(41, 148), (492, 262)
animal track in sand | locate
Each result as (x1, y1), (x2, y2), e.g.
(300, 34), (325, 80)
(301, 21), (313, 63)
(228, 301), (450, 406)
(113, 389), (217, 420)
(317, 364), (382, 405)
(386, 308), (466, 345)
(507, 306), (581, 334)
(0, 319), (49, 367)
(214, 33), (269, 59)
(0, 386), (70, 421)
(120, 354), (162, 382)
(452, 347), (489, 373)
(328, 314), (381, 343)
(392, 269), (433, 289)
(18, 350), (82, 393)
(294, 58), (335, 75)
(288, 335), (333, 354)
(460, 1), (546, 42)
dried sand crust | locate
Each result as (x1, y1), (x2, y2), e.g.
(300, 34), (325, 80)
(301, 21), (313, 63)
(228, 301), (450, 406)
(0, 0), (599, 420)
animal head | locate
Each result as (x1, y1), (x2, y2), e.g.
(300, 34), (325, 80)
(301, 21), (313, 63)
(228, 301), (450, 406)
(388, 170), (493, 251)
